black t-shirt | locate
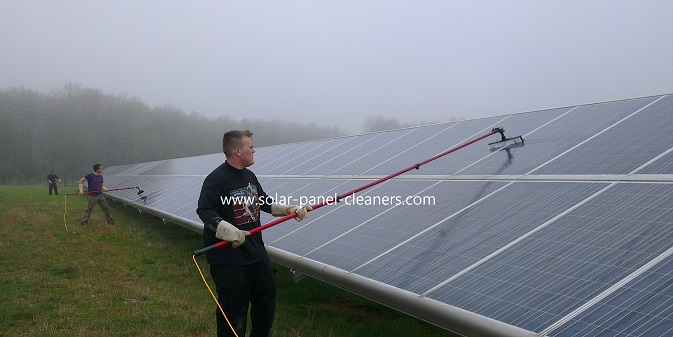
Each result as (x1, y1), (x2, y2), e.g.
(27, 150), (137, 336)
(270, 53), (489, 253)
(197, 161), (272, 265)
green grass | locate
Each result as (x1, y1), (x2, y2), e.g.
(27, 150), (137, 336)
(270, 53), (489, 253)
(0, 185), (457, 337)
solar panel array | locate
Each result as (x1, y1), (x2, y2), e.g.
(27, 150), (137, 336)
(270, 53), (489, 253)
(105, 94), (672, 336)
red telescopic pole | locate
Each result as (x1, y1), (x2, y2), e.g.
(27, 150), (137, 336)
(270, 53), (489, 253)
(66, 186), (143, 196)
(194, 129), (499, 256)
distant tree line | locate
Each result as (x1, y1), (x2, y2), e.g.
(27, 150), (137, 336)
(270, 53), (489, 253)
(0, 83), (346, 185)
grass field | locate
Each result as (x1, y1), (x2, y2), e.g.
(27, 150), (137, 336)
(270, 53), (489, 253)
(0, 185), (456, 337)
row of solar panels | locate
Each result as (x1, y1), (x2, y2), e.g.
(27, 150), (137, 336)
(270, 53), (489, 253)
(105, 94), (672, 336)
(109, 95), (672, 178)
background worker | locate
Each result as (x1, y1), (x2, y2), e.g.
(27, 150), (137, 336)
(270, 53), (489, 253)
(197, 130), (311, 337)
(47, 170), (61, 195)
(78, 163), (114, 226)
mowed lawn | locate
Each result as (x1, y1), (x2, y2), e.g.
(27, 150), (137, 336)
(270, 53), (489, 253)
(0, 185), (455, 337)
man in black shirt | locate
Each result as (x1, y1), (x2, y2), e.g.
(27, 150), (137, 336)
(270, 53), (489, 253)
(197, 130), (311, 337)
(47, 171), (61, 195)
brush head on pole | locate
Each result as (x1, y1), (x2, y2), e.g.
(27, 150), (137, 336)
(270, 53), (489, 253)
(136, 187), (144, 195)
(489, 126), (524, 151)
(488, 135), (524, 151)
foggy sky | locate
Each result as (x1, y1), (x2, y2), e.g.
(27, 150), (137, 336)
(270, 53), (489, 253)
(1, 1), (671, 133)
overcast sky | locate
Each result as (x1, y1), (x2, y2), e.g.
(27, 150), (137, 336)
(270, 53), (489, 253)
(2, 1), (671, 133)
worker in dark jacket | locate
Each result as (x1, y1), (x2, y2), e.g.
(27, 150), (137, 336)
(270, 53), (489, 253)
(197, 130), (311, 337)
(47, 171), (61, 195)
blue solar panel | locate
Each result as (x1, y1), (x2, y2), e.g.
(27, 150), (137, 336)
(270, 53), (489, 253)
(365, 116), (504, 175)
(257, 138), (351, 175)
(354, 182), (609, 294)
(534, 95), (673, 175)
(427, 183), (673, 332)
(271, 179), (440, 258)
(303, 180), (510, 271)
(302, 128), (417, 175)
(462, 97), (661, 175)
(550, 253), (673, 336)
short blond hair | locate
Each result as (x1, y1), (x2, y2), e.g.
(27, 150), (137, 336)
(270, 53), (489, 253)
(222, 130), (253, 157)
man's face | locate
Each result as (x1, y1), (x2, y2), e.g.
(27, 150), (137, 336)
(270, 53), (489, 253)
(238, 137), (255, 167)
(96, 166), (104, 174)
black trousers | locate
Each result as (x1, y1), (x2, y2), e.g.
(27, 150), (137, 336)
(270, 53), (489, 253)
(209, 258), (276, 337)
(49, 183), (58, 195)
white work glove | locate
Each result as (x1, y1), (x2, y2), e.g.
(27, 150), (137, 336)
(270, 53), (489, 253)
(78, 183), (84, 194)
(271, 204), (313, 222)
(102, 186), (109, 192)
(58, 179), (62, 182)
(215, 220), (250, 248)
